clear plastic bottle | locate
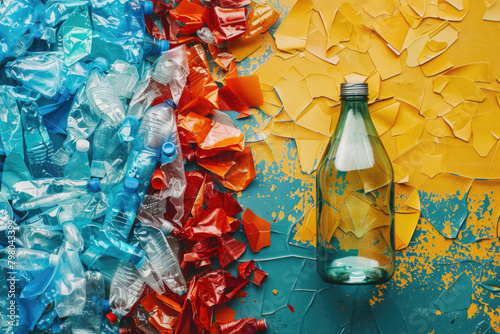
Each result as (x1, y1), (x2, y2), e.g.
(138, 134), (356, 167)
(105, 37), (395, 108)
(54, 242), (86, 317)
(316, 83), (395, 285)
(109, 260), (146, 317)
(10, 225), (64, 254)
(126, 101), (177, 199)
(91, 121), (120, 178)
(11, 178), (102, 211)
(0, 248), (59, 271)
(86, 58), (125, 125)
(20, 101), (58, 178)
(71, 271), (106, 334)
(135, 225), (187, 294)
(58, 211), (84, 251)
(64, 139), (91, 180)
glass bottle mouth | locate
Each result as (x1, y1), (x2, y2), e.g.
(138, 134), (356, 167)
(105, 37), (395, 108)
(340, 82), (369, 98)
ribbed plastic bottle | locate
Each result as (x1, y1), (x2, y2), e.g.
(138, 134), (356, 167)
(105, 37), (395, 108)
(0, 248), (59, 271)
(126, 100), (177, 199)
(64, 139), (91, 180)
(71, 271), (106, 334)
(20, 101), (58, 178)
(91, 121), (120, 178)
(10, 225), (64, 254)
(109, 261), (146, 317)
(58, 211), (84, 251)
(135, 225), (187, 295)
(54, 243), (86, 317)
(81, 178), (146, 269)
(11, 178), (102, 211)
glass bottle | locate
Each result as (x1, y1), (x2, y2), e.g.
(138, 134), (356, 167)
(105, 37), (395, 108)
(316, 83), (395, 284)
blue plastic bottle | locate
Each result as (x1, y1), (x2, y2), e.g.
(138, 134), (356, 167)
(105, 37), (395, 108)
(20, 101), (59, 178)
(58, 211), (84, 251)
(10, 178), (102, 211)
(126, 100), (177, 199)
(64, 139), (91, 180)
(161, 141), (178, 165)
(81, 178), (146, 268)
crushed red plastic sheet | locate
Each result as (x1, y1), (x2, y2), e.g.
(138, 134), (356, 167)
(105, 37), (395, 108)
(169, 0), (205, 35)
(217, 234), (247, 268)
(217, 85), (252, 119)
(187, 44), (219, 107)
(252, 268), (268, 287)
(205, 0), (251, 8)
(237, 260), (255, 279)
(241, 1), (280, 39)
(219, 318), (267, 334)
(241, 208), (271, 252)
(203, 7), (247, 45)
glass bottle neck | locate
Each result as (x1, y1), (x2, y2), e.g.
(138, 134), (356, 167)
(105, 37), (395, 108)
(337, 96), (377, 137)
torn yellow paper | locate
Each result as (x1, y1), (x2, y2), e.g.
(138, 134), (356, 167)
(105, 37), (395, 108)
(294, 207), (317, 245)
(305, 11), (341, 65)
(327, 9), (353, 57)
(434, 76), (486, 106)
(373, 14), (410, 53)
(406, 21), (459, 67)
(407, 0), (426, 16)
(271, 121), (295, 138)
(395, 121), (425, 154)
(363, 0), (396, 18)
(439, 0), (469, 21)
(406, 189), (421, 211)
(367, 71), (381, 103)
(472, 111), (500, 157)
(345, 73), (367, 83)
(370, 100), (400, 135)
(400, 4), (423, 28)
(305, 74), (339, 101)
(391, 101), (421, 136)
(295, 103), (332, 136)
(443, 110), (472, 141)
(393, 163), (410, 183)
(425, 117), (454, 138)
(484, 0), (500, 21)
(368, 34), (402, 81)
(443, 63), (490, 82)
(421, 51), (453, 77)
(421, 154), (444, 178)
(394, 212), (421, 250)
(275, 77), (312, 120)
(273, 0), (313, 52)
(296, 137), (329, 174)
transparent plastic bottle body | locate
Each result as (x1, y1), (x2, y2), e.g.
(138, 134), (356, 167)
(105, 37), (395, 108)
(109, 260), (146, 317)
(0, 248), (59, 271)
(316, 93), (395, 285)
(91, 121), (120, 178)
(12, 225), (64, 253)
(21, 101), (59, 178)
(10, 178), (101, 211)
(64, 139), (91, 180)
(135, 225), (187, 294)
(71, 271), (105, 334)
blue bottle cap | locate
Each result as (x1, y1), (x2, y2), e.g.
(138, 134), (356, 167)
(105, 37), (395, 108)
(91, 57), (109, 72)
(141, 1), (154, 15)
(123, 178), (140, 193)
(162, 142), (176, 157)
(162, 99), (177, 109)
(88, 179), (102, 193)
(158, 39), (170, 53)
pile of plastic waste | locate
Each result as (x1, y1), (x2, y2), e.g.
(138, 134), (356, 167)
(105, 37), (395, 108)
(0, 0), (273, 333)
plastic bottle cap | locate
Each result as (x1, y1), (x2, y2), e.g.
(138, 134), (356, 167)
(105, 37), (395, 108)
(88, 179), (102, 193)
(158, 39), (170, 53)
(162, 99), (177, 110)
(141, 1), (154, 15)
(58, 211), (73, 225)
(123, 178), (140, 193)
(162, 142), (176, 157)
(106, 312), (118, 325)
(49, 254), (60, 267)
(76, 139), (90, 152)
(91, 57), (110, 72)
(256, 319), (267, 330)
(151, 169), (165, 190)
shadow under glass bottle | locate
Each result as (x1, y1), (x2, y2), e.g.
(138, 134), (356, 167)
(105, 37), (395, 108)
(316, 83), (395, 285)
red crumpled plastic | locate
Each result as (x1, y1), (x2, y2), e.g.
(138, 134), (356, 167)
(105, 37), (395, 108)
(217, 85), (252, 119)
(217, 234), (247, 268)
(205, 0), (250, 8)
(237, 260), (255, 279)
(214, 147), (256, 192)
(208, 44), (235, 71)
(207, 190), (243, 217)
(187, 44), (219, 108)
(219, 318), (267, 334)
(170, 0), (205, 35)
(203, 7), (247, 45)
(140, 293), (182, 334)
(252, 268), (268, 287)
(180, 208), (231, 241)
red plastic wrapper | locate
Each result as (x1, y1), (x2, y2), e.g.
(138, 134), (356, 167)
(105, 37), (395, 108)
(219, 318), (267, 334)
(252, 268), (268, 287)
(140, 293), (182, 333)
(207, 190), (243, 217)
(205, 0), (250, 8)
(208, 44), (236, 71)
(214, 147), (256, 192)
(217, 85), (252, 119)
(170, 0), (205, 35)
(178, 97), (216, 118)
(241, 208), (271, 252)
(182, 238), (218, 269)
(203, 7), (247, 45)
(187, 44), (219, 107)
(217, 234), (246, 268)
(180, 208), (231, 241)
(237, 260), (255, 279)
(179, 112), (245, 154)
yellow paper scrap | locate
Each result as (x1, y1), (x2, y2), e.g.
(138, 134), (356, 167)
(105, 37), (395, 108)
(443, 63), (491, 82)
(296, 136), (329, 174)
(445, 0), (464, 11)
(363, 0), (396, 18)
(271, 121), (295, 138)
(227, 34), (267, 61)
(373, 14), (410, 54)
(294, 208), (316, 245)
(443, 110), (472, 141)
(406, 21), (459, 67)
(394, 212), (421, 250)
(391, 101), (420, 136)
(434, 76), (486, 106)
(295, 103), (332, 135)
(439, 0), (469, 21)
(400, 4), (423, 28)
(423, 0), (439, 18)
(367, 71), (380, 103)
(275, 77), (312, 120)
(305, 11), (341, 65)
(406, 189), (421, 211)
(344, 73), (367, 83)
(305, 74), (339, 101)
(421, 154), (444, 178)
(421, 51), (453, 77)
(393, 163), (410, 183)
(368, 34), (402, 80)
(472, 111), (500, 157)
(370, 100), (400, 135)
(395, 122), (425, 154)
(425, 117), (455, 138)
(327, 9), (353, 57)
(484, 0), (500, 21)
(273, 0), (313, 52)
(407, 0), (426, 16)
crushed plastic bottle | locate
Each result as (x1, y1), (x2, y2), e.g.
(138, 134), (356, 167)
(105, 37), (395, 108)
(0, 248), (59, 271)
(135, 225), (187, 295)
(21, 101), (59, 178)
(10, 177), (102, 211)
(9, 225), (64, 254)
(109, 260), (146, 317)
(70, 271), (106, 334)
(57, 211), (84, 251)
(64, 139), (90, 180)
